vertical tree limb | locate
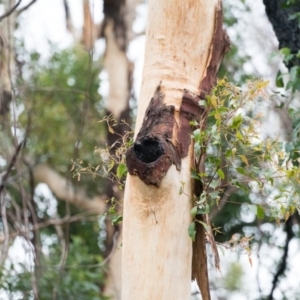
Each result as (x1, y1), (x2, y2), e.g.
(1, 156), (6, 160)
(123, 1), (229, 299)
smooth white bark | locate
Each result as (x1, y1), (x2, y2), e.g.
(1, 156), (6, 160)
(104, 20), (130, 119)
(122, 0), (220, 299)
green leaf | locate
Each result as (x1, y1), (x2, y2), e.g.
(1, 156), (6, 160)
(194, 142), (201, 157)
(199, 192), (207, 203)
(257, 206), (265, 219)
(284, 54), (294, 63)
(191, 171), (200, 180)
(197, 204), (210, 214)
(236, 130), (244, 142)
(209, 191), (220, 201)
(193, 128), (201, 143)
(225, 148), (233, 158)
(191, 206), (198, 217)
(276, 70), (284, 88)
(108, 207), (116, 214)
(240, 155), (249, 166)
(217, 169), (225, 179)
(111, 214), (123, 225)
(231, 114), (243, 130)
(280, 47), (291, 56)
(268, 177), (274, 186)
(117, 163), (127, 179)
(236, 167), (246, 175)
(288, 13), (298, 20)
(190, 120), (198, 126)
(188, 222), (196, 241)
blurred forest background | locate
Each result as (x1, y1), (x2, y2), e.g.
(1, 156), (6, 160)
(0, 0), (300, 299)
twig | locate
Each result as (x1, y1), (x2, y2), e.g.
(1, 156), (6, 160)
(209, 186), (237, 220)
(63, 0), (76, 37)
(52, 219), (67, 300)
(0, 0), (22, 22)
(0, 193), (10, 265)
(0, 141), (23, 194)
(17, 0), (38, 15)
(268, 217), (294, 300)
(34, 231), (119, 270)
(205, 214), (220, 272)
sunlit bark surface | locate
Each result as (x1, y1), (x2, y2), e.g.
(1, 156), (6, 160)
(122, 1), (224, 299)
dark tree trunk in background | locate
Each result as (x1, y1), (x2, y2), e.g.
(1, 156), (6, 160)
(263, 0), (300, 69)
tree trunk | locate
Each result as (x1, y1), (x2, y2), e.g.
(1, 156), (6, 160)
(263, 0), (300, 69)
(100, 1), (140, 298)
(0, 0), (15, 125)
(123, 0), (229, 299)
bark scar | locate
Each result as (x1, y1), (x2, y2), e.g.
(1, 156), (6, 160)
(126, 85), (203, 187)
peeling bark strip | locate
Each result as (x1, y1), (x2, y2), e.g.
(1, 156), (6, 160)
(200, 4), (230, 95)
(126, 86), (203, 187)
(192, 4), (230, 300)
(179, 90), (204, 156)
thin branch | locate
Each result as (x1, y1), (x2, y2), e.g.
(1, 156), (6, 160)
(63, 0), (76, 38)
(256, 226), (263, 298)
(33, 163), (106, 215)
(0, 193), (10, 265)
(17, 0), (38, 16)
(205, 213), (220, 272)
(0, 141), (23, 194)
(210, 186), (237, 220)
(0, 0), (22, 22)
(268, 217), (294, 300)
(34, 212), (98, 230)
(33, 231), (119, 270)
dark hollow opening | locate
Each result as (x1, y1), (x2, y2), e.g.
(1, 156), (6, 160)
(133, 136), (164, 163)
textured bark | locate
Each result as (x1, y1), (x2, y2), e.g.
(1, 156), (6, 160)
(0, 1), (15, 124)
(263, 0), (300, 69)
(81, 0), (98, 50)
(123, 1), (229, 299)
(126, 88), (203, 186)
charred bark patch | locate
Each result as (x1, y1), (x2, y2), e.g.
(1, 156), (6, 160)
(126, 86), (203, 187)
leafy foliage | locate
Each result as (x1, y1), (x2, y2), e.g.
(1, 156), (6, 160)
(189, 78), (300, 249)
(0, 46), (111, 298)
(19, 47), (104, 169)
(1, 237), (108, 300)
